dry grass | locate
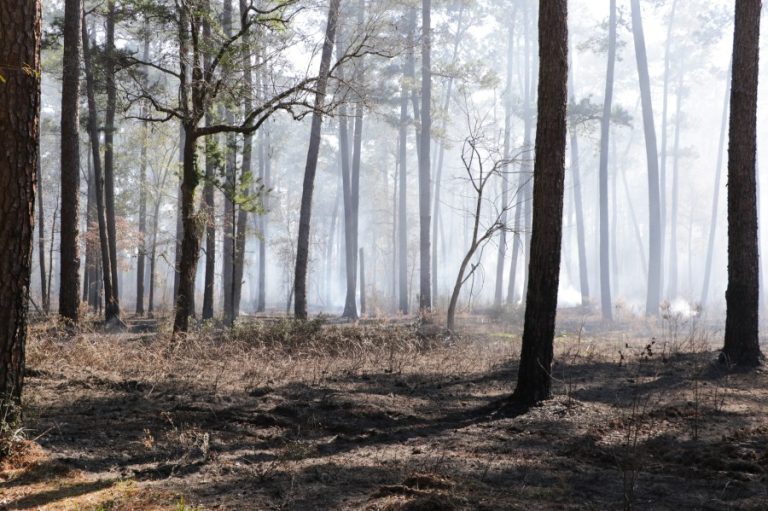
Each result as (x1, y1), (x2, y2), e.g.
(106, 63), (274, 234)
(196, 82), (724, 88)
(3, 311), (767, 510)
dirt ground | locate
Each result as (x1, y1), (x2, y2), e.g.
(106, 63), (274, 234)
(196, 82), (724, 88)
(1, 311), (767, 510)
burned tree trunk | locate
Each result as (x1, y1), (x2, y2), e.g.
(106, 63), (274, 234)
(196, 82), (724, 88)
(722, 0), (763, 368)
(513, 0), (568, 405)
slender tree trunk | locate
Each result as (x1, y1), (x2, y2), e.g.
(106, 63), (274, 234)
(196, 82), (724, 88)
(258, 122), (270, 312)
(231, 0), (255, 323)
(418, 0), (432, 311)
(83, 145), (93, 305)
(83, 16), (120, 323)
(58, 0), (82, 324)
(433, 5), (465, 306)
(597, 0), (616, 320)
(136, 23), (150, 315)
(0, 0), (40, 420)
(398, 56), (409, 314)
(37, 151), (48, 313)
(722, 0), (763, 367)
(659, 0), (678, 297)
(668, 68), (684, 299)
(219, 0), (238, 323)
(568, 50), (589, 308)
(200, 10), (216, 321)
(359, 248), (366, 315)
(495, 21), (514, 309)
(630, 0), (662, 316)
(293, 0), (341, 320)
(701, 61), (731, 308)
(104, 0), (120, 314)
(513, 0), (568, 405)
(148, 197), (161, 316)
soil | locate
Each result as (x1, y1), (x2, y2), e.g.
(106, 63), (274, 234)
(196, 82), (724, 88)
(1, 312), (767, 510)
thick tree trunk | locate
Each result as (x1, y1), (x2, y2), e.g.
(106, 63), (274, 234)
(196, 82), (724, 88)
(104, 0), (120, 314)
(701, 62), (731, 308)
(174, 126), (203, 333)
(418, 0), (432, 311)
(293, 0), (341, 320)
(597, 0), (616, 320)
(83, 16), (119, 322)
(630, 0), (662, 316)
(722, 0), (763, 367)
(513, 0), (567, 405)
(0, 0), (40, 420)
(58, 0), (82, 324)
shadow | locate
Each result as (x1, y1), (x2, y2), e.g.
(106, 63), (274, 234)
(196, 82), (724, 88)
(6, 479), (117, 510)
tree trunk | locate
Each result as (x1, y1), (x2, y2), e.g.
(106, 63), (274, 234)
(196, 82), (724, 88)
(232, 0), (254, 323)
(722, 0), (763, 367)
(174, 125), (203, 333)
(0, 0), (40, 421)
(359, 248), (366, 316)
(148, 196), (161, 316)
(513, 0), (568, 405)
(597, 0), (616, 320)
(58, 0), (82, 324)
(701, 61), (731, 308)
(258, 120), (270, 312)
(418, 0), (432, 311)
(568, 48), (589, 308)
(667, 68), (684, 299)
(104, 0), (120, 315)
(221, 0), (237, 324)
(658, 0), (678, 298)
(83, 15), (120, 322)
(293, 0), (341, 320)
(136, 23), (150, 316)
(630, 0), (662, 316)
(37, 149), (48, 313)
(398, 56), (409, 314)
(495, 21), (513, 309)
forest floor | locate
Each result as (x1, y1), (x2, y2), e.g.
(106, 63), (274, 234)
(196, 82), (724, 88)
(2, 310), (768, 510)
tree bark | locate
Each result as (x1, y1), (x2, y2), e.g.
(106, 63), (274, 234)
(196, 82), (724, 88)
(104, 0), (121, 315)
(630, 0), (662, 316)
(597, 0), (616, 320)
(37, 150), (48, 313)
(221, 0), (236, 323)
(293, 0), (342, 320)
(232, 0), (255, 323)
(0, 0), (40, 420)
(722, 0), (763, 367)
(359, 248), (366, 315)
(136, 22), (150, 316)
(83, 15), (119, 322)
(201, 11), (215, 322)
(58, 0), (82, 324)
(398, 53), (409, 314)
(418, 0), (432, 311)
(513, 0), (568, 405)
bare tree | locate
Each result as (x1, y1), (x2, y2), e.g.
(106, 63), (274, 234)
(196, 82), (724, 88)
(447, 120), (515, 332)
